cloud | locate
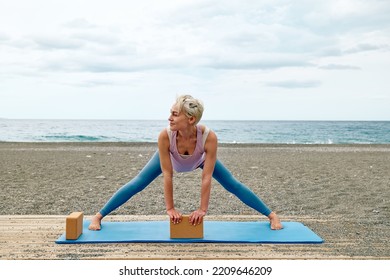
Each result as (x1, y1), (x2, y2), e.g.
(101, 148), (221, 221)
(266, 80), (322, 89)
(344, 43), (390, 54)
(0, 32), (11, 41)
(63, 76), (137, 88)
(207, 56), (312, 70)
(318, 64), (361, 70)
(32, 36), (84, 50)
(1, 0), (389, 120)
(2, 0), (389, 76)
(62, 18), (98, 29)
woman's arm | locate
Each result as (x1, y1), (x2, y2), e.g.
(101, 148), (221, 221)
(189, 130), (218, 225)
(158, 129), (182, 224)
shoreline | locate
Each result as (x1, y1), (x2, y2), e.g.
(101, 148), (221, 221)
(2, 141), (390, 147)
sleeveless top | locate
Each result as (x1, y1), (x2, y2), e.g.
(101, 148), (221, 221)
(167, 125), (210, 172)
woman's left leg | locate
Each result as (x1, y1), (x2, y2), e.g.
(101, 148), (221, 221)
(207, 159), (283, 229)
(209, 159), (272, 216)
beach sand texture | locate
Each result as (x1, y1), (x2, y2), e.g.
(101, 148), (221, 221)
(0, 142), (389, 259)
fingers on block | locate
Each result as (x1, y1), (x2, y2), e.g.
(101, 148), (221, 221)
(170, 215), (203, 239)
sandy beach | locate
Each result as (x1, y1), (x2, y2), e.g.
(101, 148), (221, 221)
(0, 142), (389, 259)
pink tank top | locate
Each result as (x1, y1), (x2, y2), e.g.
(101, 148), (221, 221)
(168, 125), (207, 172)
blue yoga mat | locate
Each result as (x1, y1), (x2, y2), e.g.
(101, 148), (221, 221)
(56, 220), (323, 244)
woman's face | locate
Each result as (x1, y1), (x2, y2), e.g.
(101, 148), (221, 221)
(168, 103), (190, 131)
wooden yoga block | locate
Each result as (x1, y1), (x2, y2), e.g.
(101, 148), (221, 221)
(66, 212), (83, 240)
(170, 215), (204, 239)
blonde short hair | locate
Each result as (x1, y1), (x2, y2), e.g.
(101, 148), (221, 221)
(175, 95), (204, 124)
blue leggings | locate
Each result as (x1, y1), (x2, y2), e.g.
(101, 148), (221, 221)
(99, 151), (272, 217)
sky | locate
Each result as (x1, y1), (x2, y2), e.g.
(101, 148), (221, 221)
(0, 0), (389, 120)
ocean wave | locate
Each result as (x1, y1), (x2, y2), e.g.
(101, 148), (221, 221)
(41, 134), (111, 142)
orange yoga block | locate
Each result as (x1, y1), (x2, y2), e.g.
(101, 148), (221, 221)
(170, 215), (204, 239)
(66, 212), (83, 240)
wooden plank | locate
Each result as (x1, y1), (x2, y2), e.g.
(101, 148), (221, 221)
(0, 215), (388, 260)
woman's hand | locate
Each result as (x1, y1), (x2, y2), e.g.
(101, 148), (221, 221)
(189, 209), (206, 225)
(167, 208), (182, 224)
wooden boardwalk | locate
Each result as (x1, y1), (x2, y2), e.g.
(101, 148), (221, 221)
(0, 215), (386, 260)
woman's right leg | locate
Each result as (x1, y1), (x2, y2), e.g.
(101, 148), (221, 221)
(89, 151), (162, 230)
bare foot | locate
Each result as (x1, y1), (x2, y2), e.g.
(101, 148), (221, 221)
(268, 212), (283, 230)
(88, 213), (103, 230)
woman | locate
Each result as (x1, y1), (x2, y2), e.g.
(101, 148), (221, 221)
(89, 95), (282, 230)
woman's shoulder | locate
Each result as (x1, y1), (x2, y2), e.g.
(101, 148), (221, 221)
(204, 129), (217, 152)
(199, 124), (217, 145)
(206, 129), (217, 141)
(158, 128), (169, 142)
(198, 124), (215, 137)
(198, 124), (209, 134)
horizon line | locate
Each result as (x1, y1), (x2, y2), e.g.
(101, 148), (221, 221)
(1, 118), (390, 122)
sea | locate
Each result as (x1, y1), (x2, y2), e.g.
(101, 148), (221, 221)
(0, 119), (389, 144)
